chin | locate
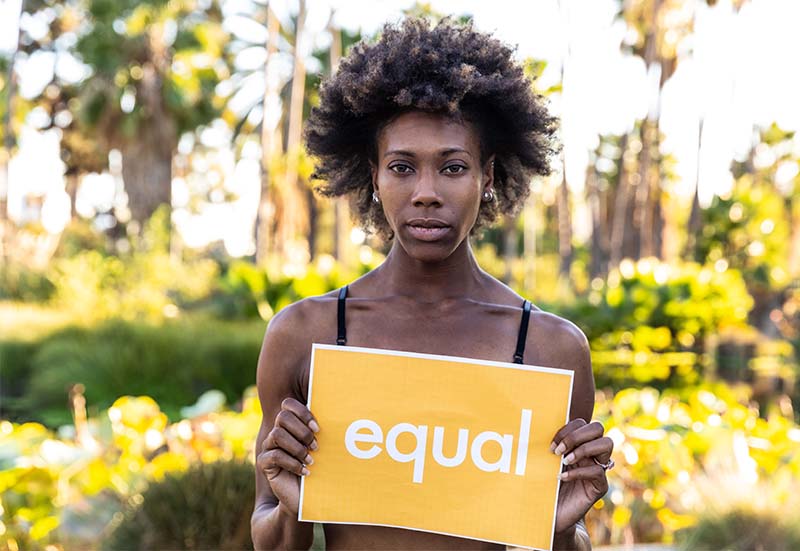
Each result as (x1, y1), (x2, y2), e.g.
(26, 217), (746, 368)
(396, 233), (462, 264)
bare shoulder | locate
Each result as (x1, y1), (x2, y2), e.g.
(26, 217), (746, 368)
(526, 308), (595, 422)
(528, 309), (590, 366)
(257, 291), (341, 402)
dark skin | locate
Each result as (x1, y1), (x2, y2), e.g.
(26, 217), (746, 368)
(251, 112), (613, 550)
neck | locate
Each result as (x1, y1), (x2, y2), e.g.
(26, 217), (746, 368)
(376, 238), (486, 302)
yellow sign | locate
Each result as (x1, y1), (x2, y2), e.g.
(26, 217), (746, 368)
(298, 344), (574, 550)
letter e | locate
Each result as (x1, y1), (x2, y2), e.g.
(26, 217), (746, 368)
(345, 419), (383, 459)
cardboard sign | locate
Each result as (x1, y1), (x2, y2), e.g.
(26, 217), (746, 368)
(298, 344), (574, 550)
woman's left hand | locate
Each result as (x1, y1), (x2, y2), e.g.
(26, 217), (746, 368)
(551, 418), (614, 534)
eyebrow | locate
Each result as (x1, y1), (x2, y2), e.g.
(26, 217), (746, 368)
(383, 148), (473, 159)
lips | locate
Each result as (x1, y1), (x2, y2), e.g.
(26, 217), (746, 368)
(405, 218), (451, 241)
(406, 218), (450, 228)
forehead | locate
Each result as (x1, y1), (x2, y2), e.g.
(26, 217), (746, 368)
(377, 111), (480, 154)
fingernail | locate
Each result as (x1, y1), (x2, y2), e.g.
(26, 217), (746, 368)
(301, 467), (310, 476)
(304, 454), (314, 465)
(550, 442), (557, 453)
(309, 420), (320, 433)
(559, 472), (568, 481)
(309, 439), (318, 451)
(554, 442), (566, 456)
(564, 452), (575, 465)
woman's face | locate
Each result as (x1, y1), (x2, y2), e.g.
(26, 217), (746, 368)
(372, 110), (494, 263)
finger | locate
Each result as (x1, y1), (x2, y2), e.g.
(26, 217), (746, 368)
(268, 426), (315, 466)
(550, 419), (587, 453)
(281, 397), (320, 433)
(559, 464), (607, 486)
(551, 419), (605, 455)
(258, 448), (309, 478)
(275, 409), (318, 450)
(562, 436), (614, 466)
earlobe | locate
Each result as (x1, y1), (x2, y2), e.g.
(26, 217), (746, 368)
(482, 155), (496, 195)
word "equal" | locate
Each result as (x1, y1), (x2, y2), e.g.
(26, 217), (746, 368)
(344, 409), (533, 483)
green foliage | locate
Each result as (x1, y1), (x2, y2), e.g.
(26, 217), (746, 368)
(677, 509), (800, 551)
(70, 0), (230, 137)
(588, 385), (800, 545)
(212, 255), (379, 319)
(102, 460), (255, 551)
(0, 262), (56, 302)
(2, 317), (264, 427)
(0, 390), (262, 550)
(696, 175), (791, 289)
(549, 260), (754, 389)
(49, 209), (219, 321)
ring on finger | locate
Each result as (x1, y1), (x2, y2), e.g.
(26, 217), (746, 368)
(593, 457), (615, 471)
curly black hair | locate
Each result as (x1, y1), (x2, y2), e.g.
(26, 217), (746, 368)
(305, 17), (558, 239)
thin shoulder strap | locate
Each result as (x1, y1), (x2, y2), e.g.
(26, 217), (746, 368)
(337, 285), (348, 346)
(513, 300), (532, 364)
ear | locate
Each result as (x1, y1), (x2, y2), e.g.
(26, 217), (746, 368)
(482, 154), (496, 193)
(369, 161), (379, 195)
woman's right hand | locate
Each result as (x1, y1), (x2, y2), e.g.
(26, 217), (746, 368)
(256, 397), (320, 516)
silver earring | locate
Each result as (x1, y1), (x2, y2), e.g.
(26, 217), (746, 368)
(482, 189), (494, 202)
(372, 191), (380, 204)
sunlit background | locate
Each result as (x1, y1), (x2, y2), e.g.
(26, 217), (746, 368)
(1, 0), (800, 550)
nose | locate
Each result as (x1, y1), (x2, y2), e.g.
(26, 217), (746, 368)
(410, 169), (442, 208)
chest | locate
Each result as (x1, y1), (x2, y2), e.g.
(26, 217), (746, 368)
(345, 301), (526, 363)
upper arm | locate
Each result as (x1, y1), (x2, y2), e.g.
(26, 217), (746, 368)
(561, 321), (595, 423)
(530, 313), (595, 423)
(253, 303), (311, 511)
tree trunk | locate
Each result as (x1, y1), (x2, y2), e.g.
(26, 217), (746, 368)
(609, 134), (631, 271)
(586, 162), (605, 279)
(522, 195), (537, 292)
(328, 20), (351, 266)
(501, 217), (517, 285)
(65, 173), (79, 219)
(557, 164), (572, 280)
(255, 7), (281, 266)
(685, 118), (704, 260)
(0, 0), (24, 260)
(121, 63), (175, 236)
(277, 0), (309, 260)
(121, 133), (173, 232)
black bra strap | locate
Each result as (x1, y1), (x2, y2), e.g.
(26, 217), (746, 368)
(513, 300), (531, 364)
(336, 285), (348, 345)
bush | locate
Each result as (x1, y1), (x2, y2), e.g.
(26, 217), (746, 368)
(102, 460), (255, 551)
(677, 509), (800, 551)
(548, 260), (754, 390)
(0, 262), (56, 302)
(2, 317), (264, 427)
(587, 384), (800, 546)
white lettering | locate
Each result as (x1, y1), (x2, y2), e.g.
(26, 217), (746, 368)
(471, 431), (514, 473)
(515, 409), (533, 476)
(343, 409), (534, 482)
(344, 419), (383, 459)
(432, 427), (469, 467)
(386, 423), (428, 484)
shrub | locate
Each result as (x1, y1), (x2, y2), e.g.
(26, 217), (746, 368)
(2, 317), (264, 427)
(102, 460), (255, 551)
(548, 260), (754, 390)
(676, 508), (800, 551)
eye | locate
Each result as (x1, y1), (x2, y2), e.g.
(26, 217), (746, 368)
(389, 163), (414, 174)
(442, 164), (467, 175)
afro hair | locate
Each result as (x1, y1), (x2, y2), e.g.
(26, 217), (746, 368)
(305, 17), (558, 239)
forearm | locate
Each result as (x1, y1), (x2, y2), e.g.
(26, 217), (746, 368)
(552, 520), (591, 551)
(251, 501), (314, 550)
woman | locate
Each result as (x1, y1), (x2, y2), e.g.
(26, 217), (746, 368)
(252, 18), (614, 550)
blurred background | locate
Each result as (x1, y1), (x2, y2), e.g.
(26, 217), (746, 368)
(1, 0), (799, 549)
